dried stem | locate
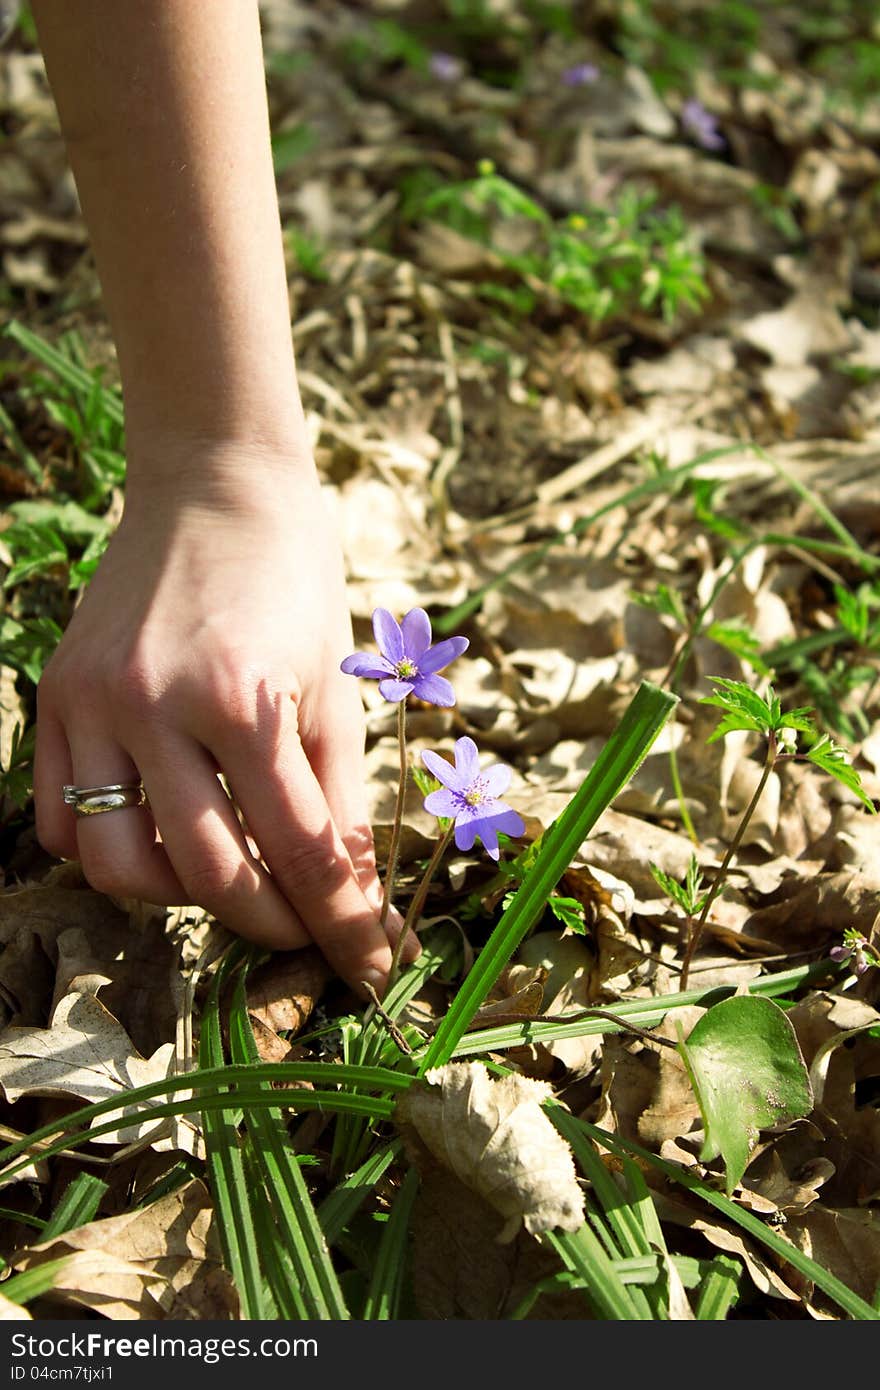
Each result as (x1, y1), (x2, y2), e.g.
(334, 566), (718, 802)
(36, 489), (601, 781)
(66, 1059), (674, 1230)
(679, 730), (778, 989)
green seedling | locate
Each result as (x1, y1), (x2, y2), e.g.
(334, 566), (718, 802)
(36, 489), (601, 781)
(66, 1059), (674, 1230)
(679, 678), (874, 987)
(410, 166), (709, 327)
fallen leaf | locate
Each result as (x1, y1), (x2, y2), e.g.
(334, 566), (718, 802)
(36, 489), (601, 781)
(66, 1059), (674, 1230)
(410, 1169), (582, 1319)
(396, 1060), (585, 1241)
(0, 976), (197, 1152)
(784, 1207), (880, 1315)
(10, 1180), (235, 1319)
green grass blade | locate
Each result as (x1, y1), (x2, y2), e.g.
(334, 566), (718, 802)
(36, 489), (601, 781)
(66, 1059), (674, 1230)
(563, 1113), (879, 1321)
(229, 964), (349, 1320)
(754, 446), (868, 563)
(5, 321), (125, 427)
(1, 1257), (73, 1307)
(198, 958), (265, 1319)
(440, 958), (833, 1058)
(695, 1254), (741, 1320)
(420, 682), (678, 1072)
(0, 1208), (45, 1232)
(319, 1141), (401, 1245)
(0, 1089), (398, 1190)
(361, 1167), (419, 1320)
(245, 1148), (307, 1319)
(41, 1173), (108, 1241)
(544, 1226), (652, 1320)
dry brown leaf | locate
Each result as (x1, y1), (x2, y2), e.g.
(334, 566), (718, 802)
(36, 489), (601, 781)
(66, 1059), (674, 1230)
(0, 1292), (31, 1320)
(784, 1207), (880, 1314)
(396, 1060), (585, 1241)
(0, 976), (196, 1152)
(245, 947), (331, 1038)
(10, 1180), (235, 1320)
(595, 1008), (705, 1149)
(513, 931), (602, 1076)
(739, 1151), (834, 1217)
(744, 871), (880, 953)
(410, 1168), (586, 1319)
(786, 992), (880, 1205)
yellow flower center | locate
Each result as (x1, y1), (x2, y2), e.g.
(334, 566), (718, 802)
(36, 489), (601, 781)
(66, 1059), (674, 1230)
(396, 658), (417, 678)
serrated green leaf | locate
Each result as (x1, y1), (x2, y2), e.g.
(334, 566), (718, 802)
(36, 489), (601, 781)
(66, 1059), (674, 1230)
(678, 996), (813, 1194)
(807, 735), (876, 812)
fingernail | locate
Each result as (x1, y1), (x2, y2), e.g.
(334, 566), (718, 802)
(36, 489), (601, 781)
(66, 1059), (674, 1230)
(360, 966), (388, 996)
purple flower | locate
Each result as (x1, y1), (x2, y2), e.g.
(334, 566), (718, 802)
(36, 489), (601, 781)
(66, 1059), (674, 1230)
(341, 608), (468, 706)
(429, 51), (464, 82)
(422, 736), (525, 860)
(830, 936), (872, 975)
(681, 98), (725, 152)
(562, 62), (599, 87)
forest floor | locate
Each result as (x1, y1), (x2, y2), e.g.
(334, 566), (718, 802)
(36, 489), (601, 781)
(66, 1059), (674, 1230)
(1, 1), (879, 1321)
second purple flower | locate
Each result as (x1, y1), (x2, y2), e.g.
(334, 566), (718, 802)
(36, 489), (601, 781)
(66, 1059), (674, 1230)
(422, 736), (525, 860)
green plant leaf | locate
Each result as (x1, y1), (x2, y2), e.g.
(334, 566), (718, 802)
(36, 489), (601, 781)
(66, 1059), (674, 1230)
(806, 734), (875, 812)
(677, 995), (813, 1194)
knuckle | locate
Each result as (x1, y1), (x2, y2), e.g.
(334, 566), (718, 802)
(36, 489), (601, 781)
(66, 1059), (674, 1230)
(115, 656), (163, 718)
(79, 848), (133, 899)
(181, 851), (250, 909)
(271, 838), (350, 897)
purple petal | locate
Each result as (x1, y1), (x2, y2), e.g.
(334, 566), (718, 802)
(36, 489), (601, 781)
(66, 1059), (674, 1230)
(377, 678), (414, 702)
(401, 608), (432, 660)
(475, 820), (500, 860)
(418, 636), (469, 675)
(454, 817), (479, 852)
(410, 673), (456, 706)
(372, 608), (404, 664)
(340, 652), (396, 679)
(480, 763), (512, 798)
(422, 749), (467, 792)
(424, 788), (459, 818)
(829, 946), (851, 963)
(488, 807), (525, 839)
(562, 62), (599, 87)
(452, 736), (481, 784)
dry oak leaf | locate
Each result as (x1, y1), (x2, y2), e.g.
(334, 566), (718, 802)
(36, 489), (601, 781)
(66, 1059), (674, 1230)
(10, 1180), (235, 1320)
(0, 975), (197, 1152)
(396, 1061), (585, 1242)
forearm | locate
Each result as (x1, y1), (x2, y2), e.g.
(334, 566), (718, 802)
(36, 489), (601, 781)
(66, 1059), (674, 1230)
(32, 0), (307, 472)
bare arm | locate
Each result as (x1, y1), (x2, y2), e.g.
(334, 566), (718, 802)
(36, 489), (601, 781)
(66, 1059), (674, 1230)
(31, 1), (413, 992)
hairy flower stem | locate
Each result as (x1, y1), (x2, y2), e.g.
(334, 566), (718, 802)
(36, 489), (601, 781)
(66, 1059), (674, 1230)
(380, 700), (408, 932)
(679, 731), (778, 989)
(386, 824), (455, 990)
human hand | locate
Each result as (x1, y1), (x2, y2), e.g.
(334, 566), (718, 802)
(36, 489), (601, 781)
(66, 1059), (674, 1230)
(34, 445), (416, 994)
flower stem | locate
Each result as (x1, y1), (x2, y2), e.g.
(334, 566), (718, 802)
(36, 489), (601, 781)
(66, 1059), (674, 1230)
(387, 824), (454, 990)
(380, 699), (408, 931)
(679, 731), (778, 989)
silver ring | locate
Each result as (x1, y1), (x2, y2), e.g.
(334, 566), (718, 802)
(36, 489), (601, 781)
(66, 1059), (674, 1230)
(62, 783), (147, 818)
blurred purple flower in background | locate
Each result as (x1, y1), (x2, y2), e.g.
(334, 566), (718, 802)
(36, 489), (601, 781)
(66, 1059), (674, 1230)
(561, 61), (599, 87)
(341, 608), (468, 706)
(422, 736), (525, 860)
(681, 98), (725, 151)
(830, 933), (873, 975)
(429, 51), (465, 82)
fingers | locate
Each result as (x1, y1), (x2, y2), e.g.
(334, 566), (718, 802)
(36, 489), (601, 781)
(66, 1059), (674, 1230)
(33, 701), (77, 860)
(207, 688), (396, 991)
(304, 688), (421, 967)
(63, 726), (188, 905)
(131, 730), (311, 951)
(37, 675), (416, 991)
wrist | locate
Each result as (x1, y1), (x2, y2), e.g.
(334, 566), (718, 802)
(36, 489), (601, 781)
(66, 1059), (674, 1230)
(121, 430), (320, 517)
